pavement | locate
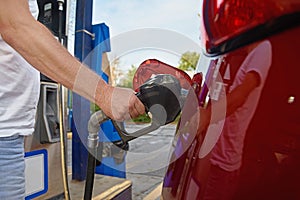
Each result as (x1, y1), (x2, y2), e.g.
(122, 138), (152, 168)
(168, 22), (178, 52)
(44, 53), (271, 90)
(67, 123), (176, 200)
(125, 123), (176, 200)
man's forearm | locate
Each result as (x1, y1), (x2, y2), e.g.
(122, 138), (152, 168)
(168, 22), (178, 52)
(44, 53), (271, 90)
(0, 3), (107, 105)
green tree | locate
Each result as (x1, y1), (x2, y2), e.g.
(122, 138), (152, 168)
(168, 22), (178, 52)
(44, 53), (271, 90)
(118, 64), (137, 88)
(178, 51), (200, 71)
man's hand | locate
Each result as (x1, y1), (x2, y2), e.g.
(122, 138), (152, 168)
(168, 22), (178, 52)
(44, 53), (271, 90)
(97, 85), (145, 121)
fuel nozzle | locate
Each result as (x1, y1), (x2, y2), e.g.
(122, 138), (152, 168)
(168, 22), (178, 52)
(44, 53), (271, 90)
(112, 74), (184, 142)
(136, 74), (183, 126)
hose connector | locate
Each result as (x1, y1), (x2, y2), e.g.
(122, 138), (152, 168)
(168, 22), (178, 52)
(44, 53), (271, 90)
(87, 110), (109, 149)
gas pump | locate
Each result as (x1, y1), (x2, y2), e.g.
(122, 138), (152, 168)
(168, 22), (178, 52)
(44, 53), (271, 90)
(24, 0), (69, 199)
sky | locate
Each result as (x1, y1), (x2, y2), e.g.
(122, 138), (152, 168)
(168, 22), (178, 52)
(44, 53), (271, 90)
(91, 0), (203, 73)
(92, 0), (201, 43)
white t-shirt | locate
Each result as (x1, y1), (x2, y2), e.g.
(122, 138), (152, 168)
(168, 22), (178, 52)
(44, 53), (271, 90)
(0, 0), (40, 137)
(199, 40), (272, 171)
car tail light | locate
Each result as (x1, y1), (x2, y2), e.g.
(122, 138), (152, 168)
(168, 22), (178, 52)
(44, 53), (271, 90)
(201, 0), (300, 55)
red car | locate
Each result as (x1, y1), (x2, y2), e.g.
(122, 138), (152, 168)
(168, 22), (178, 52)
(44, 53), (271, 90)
(161, 0), (300, 199)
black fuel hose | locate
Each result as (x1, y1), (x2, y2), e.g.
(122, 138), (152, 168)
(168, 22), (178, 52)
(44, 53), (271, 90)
(84, 147), (98, 200)
(84, 111), (109, 200)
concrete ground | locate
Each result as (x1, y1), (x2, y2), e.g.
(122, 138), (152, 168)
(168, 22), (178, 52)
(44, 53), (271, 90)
(67, 123), (176, 200)
(125, 123), (176, 200)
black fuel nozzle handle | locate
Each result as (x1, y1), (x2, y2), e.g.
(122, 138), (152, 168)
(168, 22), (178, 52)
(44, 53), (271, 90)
(135, 91), (149, 113)
(112, 120), (161, 143)
(111, 91), (161, 143)
(112, 74), (183, 143)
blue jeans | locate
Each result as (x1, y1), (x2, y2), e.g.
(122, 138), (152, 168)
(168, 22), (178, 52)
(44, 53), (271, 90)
(0, 135), (25, 200)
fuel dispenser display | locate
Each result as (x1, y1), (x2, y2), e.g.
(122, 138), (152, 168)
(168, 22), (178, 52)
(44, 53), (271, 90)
(37, 0), (67, 82)
(37, 0), (67, 39)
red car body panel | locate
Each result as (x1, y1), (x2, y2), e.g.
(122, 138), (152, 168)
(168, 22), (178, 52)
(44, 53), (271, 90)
(161, 13), (300, 200)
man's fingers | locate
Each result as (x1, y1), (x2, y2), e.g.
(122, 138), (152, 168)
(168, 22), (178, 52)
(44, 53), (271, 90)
(135, 100), (145, 115)
(109, 87), (146, 121)
(129, 107), (140, 119)
(128, 100), (142, 119)
(129, 95), (145, 118)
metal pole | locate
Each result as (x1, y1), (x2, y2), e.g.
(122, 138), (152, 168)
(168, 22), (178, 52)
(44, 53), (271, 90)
(72, 0), (93, 181)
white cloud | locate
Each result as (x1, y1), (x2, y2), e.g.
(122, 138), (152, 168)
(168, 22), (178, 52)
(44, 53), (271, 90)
(93, 0), (201, 42)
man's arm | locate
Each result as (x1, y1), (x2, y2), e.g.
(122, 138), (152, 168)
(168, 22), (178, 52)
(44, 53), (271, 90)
(0, 0), (144, 120)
